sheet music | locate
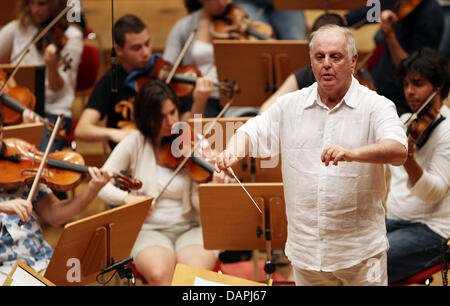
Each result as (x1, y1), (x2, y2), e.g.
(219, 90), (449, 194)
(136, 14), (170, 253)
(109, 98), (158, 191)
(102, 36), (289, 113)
(7, 266), (46, 286)
(193, 277), (229, 286)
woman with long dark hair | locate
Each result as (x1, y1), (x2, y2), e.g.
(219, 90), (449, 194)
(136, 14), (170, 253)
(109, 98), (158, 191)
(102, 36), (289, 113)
(97, 80), (225, 285)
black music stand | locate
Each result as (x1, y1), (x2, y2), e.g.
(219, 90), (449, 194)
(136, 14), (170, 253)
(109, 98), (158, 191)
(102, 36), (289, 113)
(198, 183), (286, 284)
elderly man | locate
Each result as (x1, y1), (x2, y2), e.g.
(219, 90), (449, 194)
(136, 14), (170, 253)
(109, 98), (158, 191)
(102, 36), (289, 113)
(215, 25), (408, 286)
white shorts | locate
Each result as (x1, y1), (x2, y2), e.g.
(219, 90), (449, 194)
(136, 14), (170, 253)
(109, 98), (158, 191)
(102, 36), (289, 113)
(293, 251), (387, 286)
(130, 222), (206, 259)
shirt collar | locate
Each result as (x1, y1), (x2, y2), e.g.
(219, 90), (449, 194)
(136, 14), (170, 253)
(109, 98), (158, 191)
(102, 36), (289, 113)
(306, 76), (359, 110)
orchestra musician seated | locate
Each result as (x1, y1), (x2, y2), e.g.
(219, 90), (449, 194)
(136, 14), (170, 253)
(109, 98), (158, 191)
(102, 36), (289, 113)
(0, 109), (113, 285)
(385, 47), (450, 284)
(96, 80), (228, 286)
(74, 14), (214, 150)
(0, 0), (84, 152)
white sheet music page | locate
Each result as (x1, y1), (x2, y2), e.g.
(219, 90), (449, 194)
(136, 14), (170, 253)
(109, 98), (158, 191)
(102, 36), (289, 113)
(193, 277), (229, 286)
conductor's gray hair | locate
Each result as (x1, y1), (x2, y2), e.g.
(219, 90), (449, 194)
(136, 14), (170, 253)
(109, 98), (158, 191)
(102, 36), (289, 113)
(309, 25), (357, 62)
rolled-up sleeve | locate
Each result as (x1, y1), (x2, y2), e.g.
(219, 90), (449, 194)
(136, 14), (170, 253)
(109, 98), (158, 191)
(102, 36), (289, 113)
(373, 98), (408, 148)
(409, 132), (450, 204)
(97, 132), (136, 205)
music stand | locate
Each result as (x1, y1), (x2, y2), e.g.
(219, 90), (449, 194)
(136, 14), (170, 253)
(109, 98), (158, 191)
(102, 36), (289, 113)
(3, 123), (44, 147)
(198, 183), (286, 284)
(3, 260), (55, 286)
(44, 197), (152, 286)
(0, 64), (46, 117)
(213, 40), (309, 108)
(273, 0), (367, 10)
(187, 117), (282, 183)
(171, 263), (266, 286)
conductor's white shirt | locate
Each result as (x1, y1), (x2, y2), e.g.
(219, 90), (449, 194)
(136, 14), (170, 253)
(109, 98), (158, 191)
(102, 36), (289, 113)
(238, 77), (407, 271)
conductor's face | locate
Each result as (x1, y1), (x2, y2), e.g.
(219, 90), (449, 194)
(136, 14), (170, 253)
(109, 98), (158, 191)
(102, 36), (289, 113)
(311, 29), (357, 95)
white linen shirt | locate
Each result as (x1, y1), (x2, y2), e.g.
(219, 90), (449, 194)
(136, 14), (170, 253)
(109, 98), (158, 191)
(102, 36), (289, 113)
(386, 105), (450, 238)
(238, 77), (407, 271)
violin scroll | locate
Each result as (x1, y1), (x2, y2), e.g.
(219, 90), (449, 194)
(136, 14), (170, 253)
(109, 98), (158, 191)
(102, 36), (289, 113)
(113, 172), (143, 191)
(210, 5), (274, 41)
(35, 16), (73, 71)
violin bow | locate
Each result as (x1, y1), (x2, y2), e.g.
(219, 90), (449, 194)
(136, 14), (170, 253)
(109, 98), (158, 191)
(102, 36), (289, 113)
(403, 91), (437, 128)
(153, 30), (254, 210)
(153, 87), (263, 215)
(165, 29), (197, 84)
(18, 114), (64, 227)
(11, 4), (73, 64)
(0, 50), (30, 95)
(152, 93), (236, 206)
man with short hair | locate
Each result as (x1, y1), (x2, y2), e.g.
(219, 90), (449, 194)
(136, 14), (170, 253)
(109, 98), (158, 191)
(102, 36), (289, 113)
(75, 14), (214, 149)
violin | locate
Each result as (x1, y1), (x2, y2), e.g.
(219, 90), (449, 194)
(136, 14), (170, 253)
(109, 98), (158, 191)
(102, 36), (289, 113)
(158, 130), (233, 183)
(354, 66), (376, 91)
(210, 4), (274, 40)
(35, 18), (73, 72)
(0, 69), (67, 139)
(135, 57), (235, 98)
(0, 138), (142, 192)
(0, 69), (36, 125)
(394, 0), (423, 20)
(404, 91), (445, 149)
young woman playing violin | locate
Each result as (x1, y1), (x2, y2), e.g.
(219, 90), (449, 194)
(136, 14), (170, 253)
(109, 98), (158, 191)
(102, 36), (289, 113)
(0, 108), (113, 285)
(97, 80), (228, 286)
(0, 0), (83, 152)
(75, 14), (215, 150)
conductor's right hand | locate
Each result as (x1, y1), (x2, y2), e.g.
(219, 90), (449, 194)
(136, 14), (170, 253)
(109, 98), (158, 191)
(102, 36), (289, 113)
(215, 149), (239, 174)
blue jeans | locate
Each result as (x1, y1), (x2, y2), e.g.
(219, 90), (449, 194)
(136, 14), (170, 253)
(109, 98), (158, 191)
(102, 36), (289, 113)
(234, 0), (307, 40)
(386, 218), (446, 283)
